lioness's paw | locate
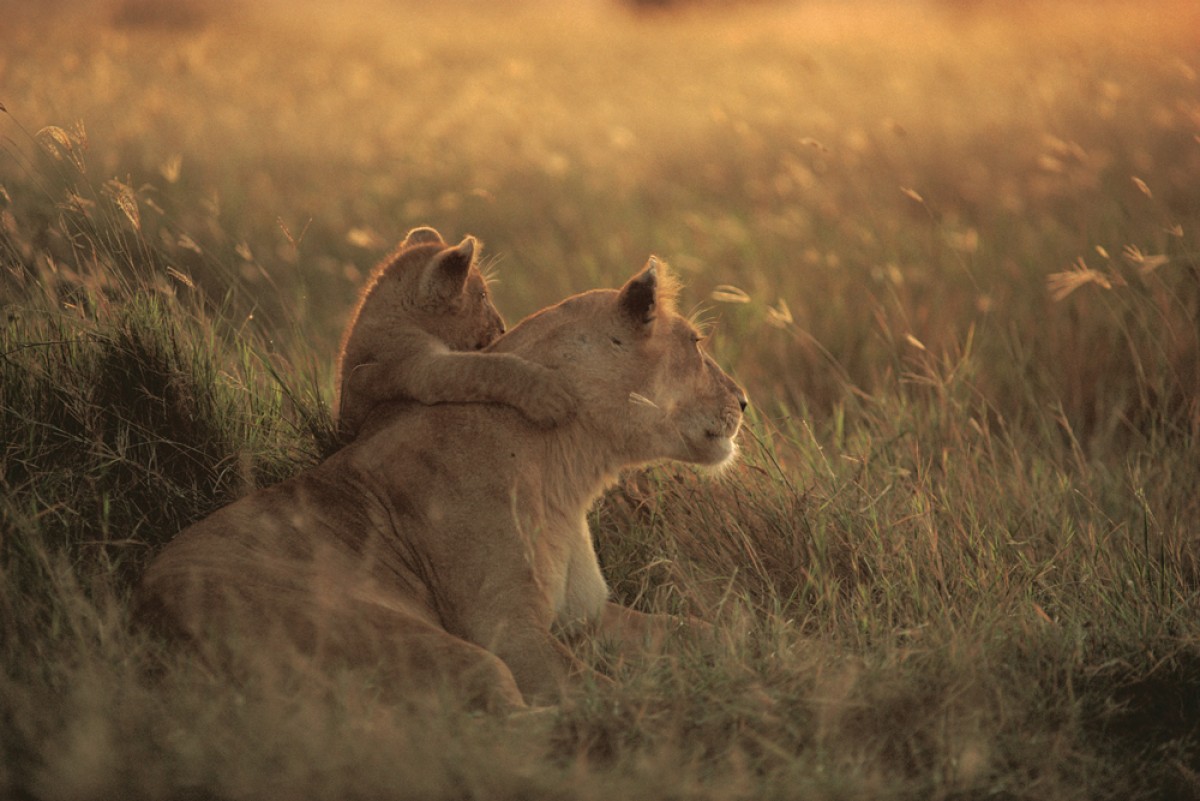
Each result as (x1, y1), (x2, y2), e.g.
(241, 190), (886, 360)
(515, 370), (577, 428)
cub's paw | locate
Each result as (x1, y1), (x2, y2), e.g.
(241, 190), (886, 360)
(515, 369), (577, 428)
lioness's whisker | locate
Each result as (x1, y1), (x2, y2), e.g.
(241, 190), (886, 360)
(628, 392), (659, 409)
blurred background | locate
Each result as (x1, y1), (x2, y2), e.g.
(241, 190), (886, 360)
(3, 0), (1198, 434)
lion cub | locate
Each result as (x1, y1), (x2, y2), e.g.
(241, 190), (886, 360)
(334, 226), (574, 438)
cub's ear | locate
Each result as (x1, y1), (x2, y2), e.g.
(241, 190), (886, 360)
(403, 226), (445, 247)
(617, 256), (660, 334)
(422, 236), (477, 303)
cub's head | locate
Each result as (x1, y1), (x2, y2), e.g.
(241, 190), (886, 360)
(497, 258), (747, 469)
(375, 226), (505, 351)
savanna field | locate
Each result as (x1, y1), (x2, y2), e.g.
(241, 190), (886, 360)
(3, 0), (1200, 797)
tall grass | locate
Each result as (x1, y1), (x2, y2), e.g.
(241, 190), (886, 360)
(3, 0), (1200, 798)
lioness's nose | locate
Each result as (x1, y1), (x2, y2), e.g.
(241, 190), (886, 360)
(737, 391), (748, 413)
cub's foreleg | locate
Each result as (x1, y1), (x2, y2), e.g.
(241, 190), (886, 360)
(405, 350), (576, 428)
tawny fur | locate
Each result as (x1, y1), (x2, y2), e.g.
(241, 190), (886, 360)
(334, 226), (574, 439)
(136, 258), (747, 709)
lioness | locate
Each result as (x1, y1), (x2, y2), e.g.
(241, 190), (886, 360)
(335, 226), (574, 438)
(136, 258), (746, 708)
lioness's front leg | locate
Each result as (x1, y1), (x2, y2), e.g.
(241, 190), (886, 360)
(439, 541), (599, 705)
(594, 602), (713, 654)
(456, 600), (594, 705)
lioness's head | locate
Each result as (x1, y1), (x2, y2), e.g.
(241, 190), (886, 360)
(377, 226), (506, 351)
(495, 258), (747, 468)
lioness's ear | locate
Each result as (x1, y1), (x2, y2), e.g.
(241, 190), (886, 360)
(403, 226), (445, 247)
(423, 236), (477, 303)
(617, 257), (660, 333)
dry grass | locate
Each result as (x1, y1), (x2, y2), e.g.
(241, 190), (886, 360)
(3, 0), (1200, 798)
